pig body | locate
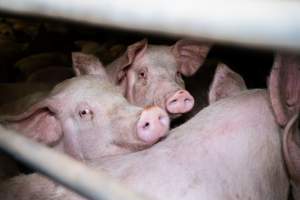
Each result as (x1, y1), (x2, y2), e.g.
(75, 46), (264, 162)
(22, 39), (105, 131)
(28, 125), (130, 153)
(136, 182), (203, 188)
(2, 56), (299, 200)
(96, 89), (289, 200)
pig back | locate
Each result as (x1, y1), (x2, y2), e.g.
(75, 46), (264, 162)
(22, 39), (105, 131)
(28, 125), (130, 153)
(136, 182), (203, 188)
(99, 89), (289, 200)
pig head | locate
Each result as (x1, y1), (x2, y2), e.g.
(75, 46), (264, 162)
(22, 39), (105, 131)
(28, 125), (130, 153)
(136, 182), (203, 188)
(0, 73), (170, 162)
(73, 39), (211, 118)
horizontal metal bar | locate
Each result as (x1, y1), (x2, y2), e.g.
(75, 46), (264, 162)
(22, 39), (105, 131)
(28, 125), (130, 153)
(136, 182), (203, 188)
(0, 125), (147, 200)
(0, 0), (299, 51)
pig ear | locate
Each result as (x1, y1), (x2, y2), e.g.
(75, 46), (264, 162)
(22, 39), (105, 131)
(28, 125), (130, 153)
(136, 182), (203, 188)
(171, 39), (211, 76)
(269, 54), (300, 127)
(72, 52), (106, 77)
(2, 98), (62, 146)
(282, 113), (300, 193)
(114, 39), (148, 83)
(208, 63), (247, 104)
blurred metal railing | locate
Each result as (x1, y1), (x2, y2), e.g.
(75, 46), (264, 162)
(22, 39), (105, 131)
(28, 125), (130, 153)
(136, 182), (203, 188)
(0, 125), (147, 200)
(0, 0), (299, 51)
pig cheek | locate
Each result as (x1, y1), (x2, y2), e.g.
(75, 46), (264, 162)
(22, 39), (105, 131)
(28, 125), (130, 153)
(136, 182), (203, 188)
(61, 118), (85, 161)
(82, 122), (111, 160)
(133, 80), (150, 106)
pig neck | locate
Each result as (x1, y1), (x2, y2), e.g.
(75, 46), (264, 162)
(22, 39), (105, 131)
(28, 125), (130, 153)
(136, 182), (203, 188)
(97, 89), (289, 200)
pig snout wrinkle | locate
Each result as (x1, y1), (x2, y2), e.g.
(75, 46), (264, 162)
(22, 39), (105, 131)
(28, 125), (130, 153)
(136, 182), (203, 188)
(137, 106), (170, 143)
(166, 90), (195, 114)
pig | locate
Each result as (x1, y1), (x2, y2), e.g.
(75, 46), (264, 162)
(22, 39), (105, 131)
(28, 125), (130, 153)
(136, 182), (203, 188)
(73, 39), (211, 118)
(0, 69), (170, 163)
(1, 53), (299, 200)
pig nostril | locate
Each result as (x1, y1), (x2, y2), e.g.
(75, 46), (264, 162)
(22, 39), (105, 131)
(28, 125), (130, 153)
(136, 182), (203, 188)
(170, 99), (177, 104)
(143, 122), (150, 130)
(178, 91), (184, 94)
(184, 98), (191, 103)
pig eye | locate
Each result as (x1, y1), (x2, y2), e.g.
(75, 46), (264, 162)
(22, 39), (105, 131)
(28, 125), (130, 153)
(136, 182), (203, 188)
(138, 70), (147, 79)
(79, 109), (93, 120)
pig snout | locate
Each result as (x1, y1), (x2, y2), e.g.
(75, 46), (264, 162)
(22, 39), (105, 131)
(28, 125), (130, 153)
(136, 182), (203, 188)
(137, 106), (170, 143)
(166, 90), (194, 114)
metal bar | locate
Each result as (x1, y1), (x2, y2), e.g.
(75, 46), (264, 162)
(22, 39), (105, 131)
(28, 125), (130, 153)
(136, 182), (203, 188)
(0, 0), (299, 51)
(0, 125), (147, 200)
